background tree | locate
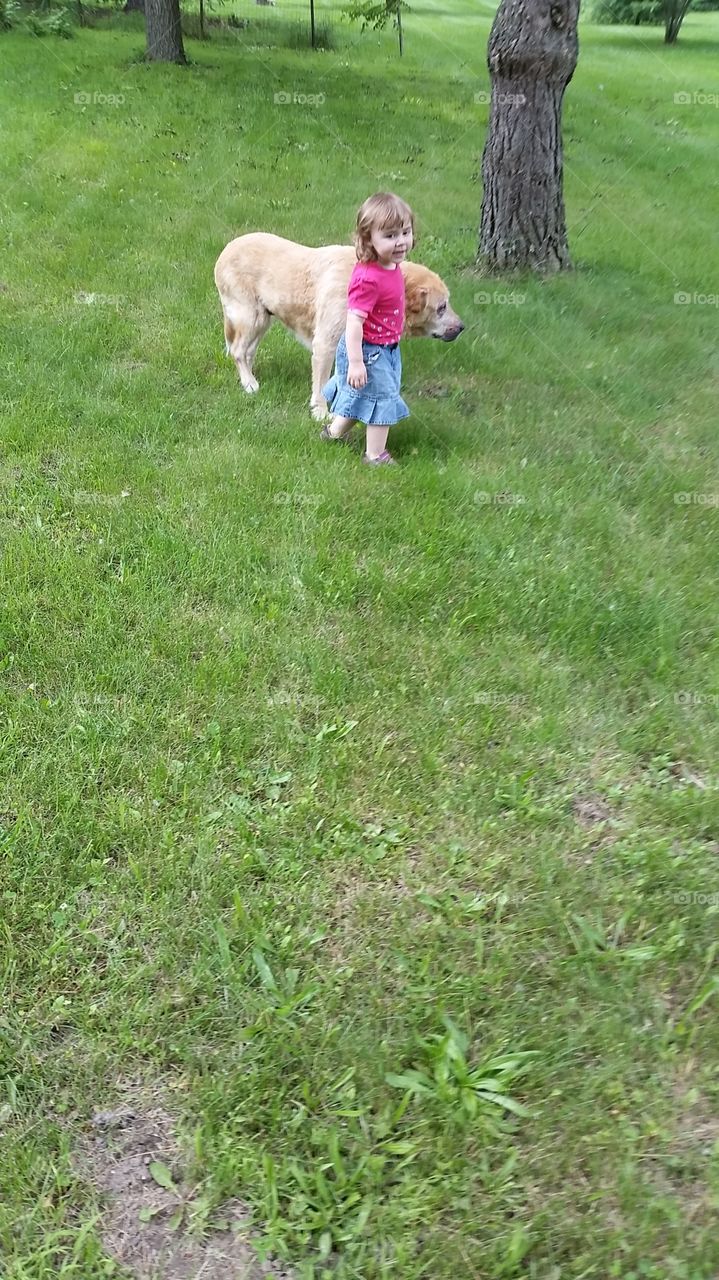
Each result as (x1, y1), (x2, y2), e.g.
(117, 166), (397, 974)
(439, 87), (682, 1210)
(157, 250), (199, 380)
(145, 0), (185, 61)
(664, 0), (694, 39)
(344, 0), (407, 53)
(592, 0), (662, 22)
(478, 0), (580, 274)
(593, 0), (697, 40)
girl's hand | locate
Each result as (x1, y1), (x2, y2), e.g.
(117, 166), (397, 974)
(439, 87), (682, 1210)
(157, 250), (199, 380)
(348, 361), (367, 389)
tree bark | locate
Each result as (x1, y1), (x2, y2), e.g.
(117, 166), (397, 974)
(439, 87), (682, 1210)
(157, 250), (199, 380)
(145, 0), (186, 62)
(478, 0), (580, 274)
(123, 0), (144, 11)
(664, 0), (692, 43)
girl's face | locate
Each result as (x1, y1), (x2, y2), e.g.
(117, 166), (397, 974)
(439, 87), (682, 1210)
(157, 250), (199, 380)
(370, 221), (413, 266)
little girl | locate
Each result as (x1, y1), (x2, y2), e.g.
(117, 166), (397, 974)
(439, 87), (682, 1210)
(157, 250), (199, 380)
(321, 192), (414, 466)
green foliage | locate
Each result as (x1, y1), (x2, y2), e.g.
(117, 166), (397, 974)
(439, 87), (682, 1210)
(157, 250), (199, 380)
(386, 1018), (538, 1129)
(22, 0), (75, 35)
(41, 3), (74, 33)
(343, 0), (407, 32)
(592, 0), (663, 23)
(592, 0), (699, 34)
(0, 0), (21, 28)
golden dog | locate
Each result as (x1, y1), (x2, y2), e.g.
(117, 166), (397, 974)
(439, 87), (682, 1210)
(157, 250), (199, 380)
(214, 232), (464, 420)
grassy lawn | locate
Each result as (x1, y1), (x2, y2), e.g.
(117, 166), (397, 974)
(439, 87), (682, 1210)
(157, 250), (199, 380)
(1, 3), (719, 1277)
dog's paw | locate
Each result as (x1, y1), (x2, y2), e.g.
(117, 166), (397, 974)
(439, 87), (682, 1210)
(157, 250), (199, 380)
(310, 400), (329, 422)
(241, 376), (260, 394)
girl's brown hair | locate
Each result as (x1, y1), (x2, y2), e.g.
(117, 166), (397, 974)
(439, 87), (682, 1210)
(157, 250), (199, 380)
(354, 192), (415, 263)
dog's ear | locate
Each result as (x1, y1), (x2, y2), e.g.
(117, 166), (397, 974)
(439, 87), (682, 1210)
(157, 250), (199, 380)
(405, 283), (429, 316)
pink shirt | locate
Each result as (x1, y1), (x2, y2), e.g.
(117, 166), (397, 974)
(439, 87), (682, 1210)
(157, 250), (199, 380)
(347, 261), (405, 345)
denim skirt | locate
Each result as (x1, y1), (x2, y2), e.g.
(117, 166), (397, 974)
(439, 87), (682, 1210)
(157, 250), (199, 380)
(322, 335), (410, 425)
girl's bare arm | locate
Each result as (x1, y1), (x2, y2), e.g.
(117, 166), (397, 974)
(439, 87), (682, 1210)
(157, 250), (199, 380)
(346, 311), (367, 388)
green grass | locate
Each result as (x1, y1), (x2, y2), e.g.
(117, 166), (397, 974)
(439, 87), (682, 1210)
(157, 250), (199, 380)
(1, 3), (719, 1277)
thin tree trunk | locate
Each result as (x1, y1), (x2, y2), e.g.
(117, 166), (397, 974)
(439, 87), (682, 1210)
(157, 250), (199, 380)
(664, 0), (692, 43)
(145, 0), (186, 62)
(478, 0), (580, 274)
(123, 0), (144, 11)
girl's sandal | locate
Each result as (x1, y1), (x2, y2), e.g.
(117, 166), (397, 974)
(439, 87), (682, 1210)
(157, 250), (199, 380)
(362, 449), (396, 466)
(319, 424), (351, 443)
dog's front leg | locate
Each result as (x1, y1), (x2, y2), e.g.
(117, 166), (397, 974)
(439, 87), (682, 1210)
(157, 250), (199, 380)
(310, 336), (337, 421)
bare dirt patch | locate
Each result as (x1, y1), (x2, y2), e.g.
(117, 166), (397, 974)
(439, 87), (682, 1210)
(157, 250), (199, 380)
(642, 1062), (719, 1223)
(321, 865), (422, 968)
(671, 1066), (719, 1158)
(567, 793), (621, 864)
(414, 381), (451, 399)
(572, 794), (614, 829)
(76, 1086), (291, 1280)
(667, 761), (712, 791)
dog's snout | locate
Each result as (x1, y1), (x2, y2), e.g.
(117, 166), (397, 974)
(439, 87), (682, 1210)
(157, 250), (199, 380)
(436, 321), (464, 342)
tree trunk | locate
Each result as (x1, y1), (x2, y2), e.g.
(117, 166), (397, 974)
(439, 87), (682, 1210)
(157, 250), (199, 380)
(664, 0), (692, 43)
(478, 0), (580, 274)
(145, 0), (186, 62)
(124, 0), (144, 11)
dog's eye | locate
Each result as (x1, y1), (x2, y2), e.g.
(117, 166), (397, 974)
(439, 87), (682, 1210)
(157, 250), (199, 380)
(437, 303), (447, 316)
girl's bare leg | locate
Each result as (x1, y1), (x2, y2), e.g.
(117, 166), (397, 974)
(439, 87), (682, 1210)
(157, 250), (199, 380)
(328, 416), (356, 439)
(365, 425), (391, 459)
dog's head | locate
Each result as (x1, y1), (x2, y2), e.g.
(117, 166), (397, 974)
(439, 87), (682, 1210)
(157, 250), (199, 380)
(402, 262), (464, 342)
